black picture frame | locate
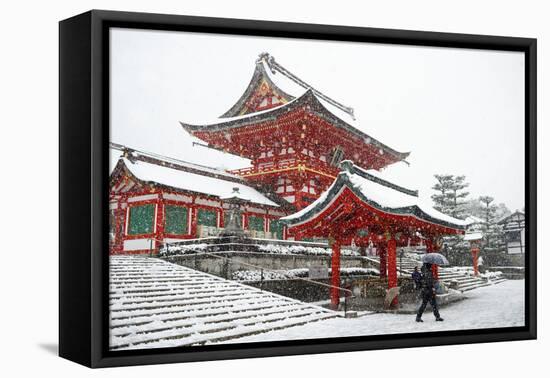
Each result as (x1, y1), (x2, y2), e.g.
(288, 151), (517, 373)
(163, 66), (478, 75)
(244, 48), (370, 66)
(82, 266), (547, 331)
(59, 9), (537, 368)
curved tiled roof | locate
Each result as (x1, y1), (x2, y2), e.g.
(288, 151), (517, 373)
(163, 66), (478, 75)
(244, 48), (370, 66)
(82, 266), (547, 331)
(282, 160), (467, 231)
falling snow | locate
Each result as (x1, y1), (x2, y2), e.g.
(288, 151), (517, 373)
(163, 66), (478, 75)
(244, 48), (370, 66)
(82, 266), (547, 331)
(233, 279), (525, 343)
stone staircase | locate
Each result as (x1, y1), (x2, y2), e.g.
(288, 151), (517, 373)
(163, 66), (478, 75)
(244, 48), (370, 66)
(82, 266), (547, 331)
(367, 255), (506, 292)
(109, 256), (337, 350)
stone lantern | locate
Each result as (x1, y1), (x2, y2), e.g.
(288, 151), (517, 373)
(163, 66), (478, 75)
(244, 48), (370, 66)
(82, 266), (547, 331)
(220, 187), (249, 237)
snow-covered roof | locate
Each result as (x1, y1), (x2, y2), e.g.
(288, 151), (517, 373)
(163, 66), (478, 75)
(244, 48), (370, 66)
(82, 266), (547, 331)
(497, 210), (525, 225)
(114, 158), (279, 207)
(258, 58), (357, 125)
(464, 232), (484, 241)
(180, 54), (410, 164)
(220, 187), (252, 202)
(282, 160), (467, 231)
(181, 90), (410, 164)
(465, 215), (486, 225)
(220, 58), (295, 119)
(110, 143), (242, 180)
(181, 93), (301, 129)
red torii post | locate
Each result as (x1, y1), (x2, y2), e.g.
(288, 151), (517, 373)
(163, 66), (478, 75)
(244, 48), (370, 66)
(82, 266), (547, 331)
(471, 245), (480, 276)
(378, 242), (387, 279)
(329, 237), (342, 310)
(328, 203), (354, 310)
(466, 235), (482, 276)
(386, 235), (398, 307)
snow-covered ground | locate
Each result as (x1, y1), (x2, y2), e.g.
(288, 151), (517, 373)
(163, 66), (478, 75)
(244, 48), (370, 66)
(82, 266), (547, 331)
(109, 256), (337, 350)
(233, 279), (525, 344)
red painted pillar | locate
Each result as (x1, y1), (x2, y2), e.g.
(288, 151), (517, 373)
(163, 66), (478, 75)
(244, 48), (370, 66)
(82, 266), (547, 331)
(155, 194), (165, 255)
(218, 209), (224, 228)
(117, 194), (129, 254)
(330, 240), (341, 310)
(113, 206), (125, 254)
(471, 247), (480, 276)
(190, 207), (198, 237)
(387, 238), (398, 307)
(379, 243), (387, 279)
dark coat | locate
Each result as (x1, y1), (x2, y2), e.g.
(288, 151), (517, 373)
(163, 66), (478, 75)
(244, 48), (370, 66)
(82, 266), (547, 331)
(420, 265), (436, 297)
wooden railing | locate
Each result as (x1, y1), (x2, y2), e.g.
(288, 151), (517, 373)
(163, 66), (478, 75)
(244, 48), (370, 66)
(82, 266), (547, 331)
(229, 160), (338, 179)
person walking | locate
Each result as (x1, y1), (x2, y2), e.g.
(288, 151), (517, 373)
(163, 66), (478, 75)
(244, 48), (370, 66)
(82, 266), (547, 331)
(411, 266), (422, 290)
(416, 263), (444, 322)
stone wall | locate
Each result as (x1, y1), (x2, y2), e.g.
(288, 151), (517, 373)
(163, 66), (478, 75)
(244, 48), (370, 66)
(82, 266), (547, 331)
(164, 252), (376, 279)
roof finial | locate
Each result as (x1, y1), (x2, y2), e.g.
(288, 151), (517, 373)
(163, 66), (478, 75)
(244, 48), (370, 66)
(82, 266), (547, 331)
(256, 52), (270, 64)
(339, 160), (354, 173)
(261, 53), (356, 120)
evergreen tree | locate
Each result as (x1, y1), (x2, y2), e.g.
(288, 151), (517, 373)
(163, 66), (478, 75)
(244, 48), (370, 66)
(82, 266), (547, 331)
(431, 174), (470, 263)
(431, 174), (470, 219)
(478, 195), (506, 253)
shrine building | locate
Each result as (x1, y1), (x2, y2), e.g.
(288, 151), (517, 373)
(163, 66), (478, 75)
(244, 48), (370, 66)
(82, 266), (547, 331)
(110, 53), (449, 255)
(109, 150), (287, 254)
(180, 53), (409, 210)
(281, 160), (467, 308)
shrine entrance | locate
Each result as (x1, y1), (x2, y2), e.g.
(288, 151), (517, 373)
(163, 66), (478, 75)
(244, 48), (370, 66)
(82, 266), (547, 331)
(282, 161), (466, 309)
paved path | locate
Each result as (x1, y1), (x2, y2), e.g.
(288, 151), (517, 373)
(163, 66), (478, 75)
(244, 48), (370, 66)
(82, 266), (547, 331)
(235, 279), (525, 343)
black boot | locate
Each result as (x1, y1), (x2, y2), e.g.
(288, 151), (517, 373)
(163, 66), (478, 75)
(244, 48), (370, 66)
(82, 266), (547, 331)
(436, 317), (444, 321)
(416, 317), (423, 322)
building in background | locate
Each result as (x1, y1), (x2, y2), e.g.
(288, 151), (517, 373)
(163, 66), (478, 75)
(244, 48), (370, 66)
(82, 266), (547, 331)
(498, 211), (526, 255)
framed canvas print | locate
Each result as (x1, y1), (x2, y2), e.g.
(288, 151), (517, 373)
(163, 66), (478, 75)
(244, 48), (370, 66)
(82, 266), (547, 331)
(59, 10), (537, 368)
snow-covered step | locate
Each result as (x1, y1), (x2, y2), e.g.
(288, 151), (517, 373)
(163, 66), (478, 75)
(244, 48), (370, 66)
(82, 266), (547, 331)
(111, 301), (302, 330)
(109, 256), (337, 350)
(366, 256), (507, 292)
(459, 281), (492, 292)
(113, 310), (334, 350)
(111, 297), (284, 322)
(110, 307), (328, 349)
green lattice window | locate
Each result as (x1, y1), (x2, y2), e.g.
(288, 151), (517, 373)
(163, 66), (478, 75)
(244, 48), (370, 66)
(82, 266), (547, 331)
(165, 205), (188, 234)
(248, 215), (265, 232)
(270, 219), (284, 239)
(197, 208), (217, 227)
(127, 204), (155, 235)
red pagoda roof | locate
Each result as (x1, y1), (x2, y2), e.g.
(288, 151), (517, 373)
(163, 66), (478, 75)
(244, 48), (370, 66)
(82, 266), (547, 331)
(282, 160), (467, 239)
(181, 90), (409, 169)
(220, 59), (295, 118)
(180, 54), (409, 171)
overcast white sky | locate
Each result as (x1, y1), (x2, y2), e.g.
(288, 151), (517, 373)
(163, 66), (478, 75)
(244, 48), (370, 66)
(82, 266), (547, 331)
(110, 28), (525, 212)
